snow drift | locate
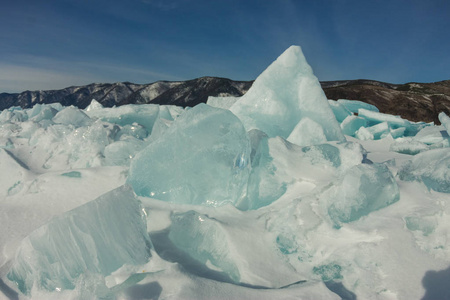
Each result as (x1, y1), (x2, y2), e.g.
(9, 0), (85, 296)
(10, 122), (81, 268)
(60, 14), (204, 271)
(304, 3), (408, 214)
(1, 46), (450, 300)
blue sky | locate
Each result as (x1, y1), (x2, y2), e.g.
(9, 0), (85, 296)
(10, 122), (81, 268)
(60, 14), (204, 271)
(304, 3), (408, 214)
(1, 0), (449, 93)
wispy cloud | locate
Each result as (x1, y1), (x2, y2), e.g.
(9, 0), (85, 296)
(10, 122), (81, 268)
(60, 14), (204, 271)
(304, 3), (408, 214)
(0, 55), (184, 93)
(0, 64), (101, 93)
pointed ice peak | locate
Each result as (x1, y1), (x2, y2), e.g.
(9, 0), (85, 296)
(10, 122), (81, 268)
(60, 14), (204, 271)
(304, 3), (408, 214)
(267, 45), (313, 73)
(85, 99), (103, 111)
(230, 45), (345, 143)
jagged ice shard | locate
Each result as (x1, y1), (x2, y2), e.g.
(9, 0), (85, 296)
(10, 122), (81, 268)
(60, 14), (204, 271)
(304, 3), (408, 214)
(2, 45), (450, 300)
(230, 45), (345, 143)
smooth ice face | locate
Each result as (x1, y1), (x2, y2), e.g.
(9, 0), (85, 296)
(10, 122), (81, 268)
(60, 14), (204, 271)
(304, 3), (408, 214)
(328, 100), (352, 123)
(324, 163), (400, 226)
(128, 104), (251, 206)
(85, 99), (104, 111)
(399, 148), (450, 193)
(116, 123), (148, 140)
(340, 115), (367, 136)
(414, 125), (449, 145)
(169, 210), (240, 282)
(7, 186), (153, 295)
(53, 106), (92, 127)
(207, 96), (239, 110)
(363, 122), (390, 140)
(287, 117), (327, 146)
(438, 112), (450, 135)
(240, 131), (287, 210)
(230, 46), (345, 142)
(104, 138), (146, 166)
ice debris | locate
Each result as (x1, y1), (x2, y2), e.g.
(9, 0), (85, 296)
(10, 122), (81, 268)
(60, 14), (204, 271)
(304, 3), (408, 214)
(327, 100), (431, 141)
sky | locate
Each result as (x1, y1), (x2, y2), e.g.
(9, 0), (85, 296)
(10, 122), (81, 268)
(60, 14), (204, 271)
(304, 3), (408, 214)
(0, 0), (449, 93)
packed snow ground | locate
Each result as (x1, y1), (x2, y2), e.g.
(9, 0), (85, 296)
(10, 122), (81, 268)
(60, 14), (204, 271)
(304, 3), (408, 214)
(1, 46), (450, 300)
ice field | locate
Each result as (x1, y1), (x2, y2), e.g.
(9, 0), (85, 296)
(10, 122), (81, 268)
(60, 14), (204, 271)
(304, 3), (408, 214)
(1, 46), (450, 299)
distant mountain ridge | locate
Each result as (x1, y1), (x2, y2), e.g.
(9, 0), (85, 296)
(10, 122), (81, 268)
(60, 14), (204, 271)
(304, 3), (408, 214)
(1, 77), (449, 124)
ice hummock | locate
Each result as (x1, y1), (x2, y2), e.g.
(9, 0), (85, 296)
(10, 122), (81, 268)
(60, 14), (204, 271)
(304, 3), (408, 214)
(7, 186), (153, 295)
(323, 163), (400, 226)
(1, 45), (450, 300)
(230, 46), (345, 143)
(398, 148), (450, 193)
(128, 103), (251, 206)
(168, 210), (241, 282)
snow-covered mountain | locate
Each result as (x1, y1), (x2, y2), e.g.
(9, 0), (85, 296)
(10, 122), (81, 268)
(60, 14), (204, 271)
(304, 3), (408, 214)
(2, 78), (449, 124)
(0, 77), (253, 111)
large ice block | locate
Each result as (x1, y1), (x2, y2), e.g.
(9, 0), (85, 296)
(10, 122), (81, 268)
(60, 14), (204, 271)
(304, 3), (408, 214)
(128, 104), (251, 206)
(27, 104), (58, 122)
(398, 148), (450, 193)
(7, 186), (153, 294)
(168, 210), (240, 282)
(230, 46), (345, 142)
(325, 163), (400, 225)
(53, 106), (92, 127)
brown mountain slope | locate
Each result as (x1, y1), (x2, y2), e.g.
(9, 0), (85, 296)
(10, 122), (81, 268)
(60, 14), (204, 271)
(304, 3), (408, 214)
(322, 80), (450, 124)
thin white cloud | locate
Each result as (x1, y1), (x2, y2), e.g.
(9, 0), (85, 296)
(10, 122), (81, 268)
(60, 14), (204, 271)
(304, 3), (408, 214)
(0, 56), (184, 93)
(0, 64), (101, 93)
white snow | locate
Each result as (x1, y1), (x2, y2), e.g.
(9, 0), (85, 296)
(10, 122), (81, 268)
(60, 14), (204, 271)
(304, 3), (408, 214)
(0, 46), (449, 300)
